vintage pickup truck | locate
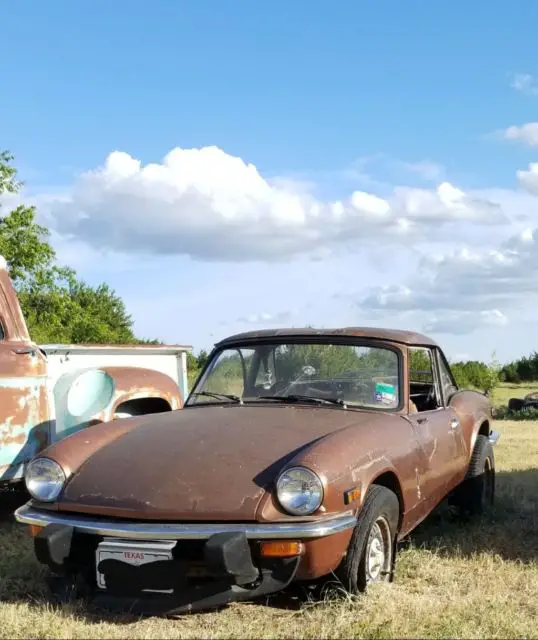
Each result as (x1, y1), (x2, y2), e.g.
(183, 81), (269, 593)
(15, 327), (499, 615)
(0, 257), (190, 486)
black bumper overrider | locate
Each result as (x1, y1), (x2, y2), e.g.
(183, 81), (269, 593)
(34, 523), (300, 615)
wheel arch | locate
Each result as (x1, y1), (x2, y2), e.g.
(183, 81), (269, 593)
(113, 396), (173, 418)
(369, 470), (405, 530)
(470, 418), (491, 453)
(99, 365), (183, 420)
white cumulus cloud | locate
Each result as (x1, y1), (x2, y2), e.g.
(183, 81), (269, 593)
(502, 122), (538, 147)
(22, 145), (508, 263)
(518, 161), (538, 194)
(357, 217), (538, 334)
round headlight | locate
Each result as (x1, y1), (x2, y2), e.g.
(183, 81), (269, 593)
(26, 457), (66, 502)
(276, 466), (323, 515)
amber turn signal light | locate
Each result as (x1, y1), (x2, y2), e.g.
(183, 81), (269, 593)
(260, 540), (305, 558)
(344, 486), (361, 505)
(28, 525), (43, 537)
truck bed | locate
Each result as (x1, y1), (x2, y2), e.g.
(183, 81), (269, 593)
(39, 343), (191, 400)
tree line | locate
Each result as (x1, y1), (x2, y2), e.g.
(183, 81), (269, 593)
(1, 150), (159, 345)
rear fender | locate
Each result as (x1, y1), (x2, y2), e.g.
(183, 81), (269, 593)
(52, 366), (182, 442)
(449, 390), (494, 458)
(102, 366), (183, 418)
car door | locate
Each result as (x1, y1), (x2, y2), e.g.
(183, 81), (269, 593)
(0, 278), (50, 482)
(435, 347), (468, 476)
(407, 346), (461, 507)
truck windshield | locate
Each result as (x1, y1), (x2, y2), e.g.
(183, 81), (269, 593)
(187, 342), (401, 410)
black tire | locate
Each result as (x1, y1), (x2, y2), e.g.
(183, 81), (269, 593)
(335, 485), (400, 594)
(450, 434), (495, 516)
(508, 397), (524, 412)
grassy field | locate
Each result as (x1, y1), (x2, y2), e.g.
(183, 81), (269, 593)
(492, 381), (538, 406)
(0, 420), (536, 639)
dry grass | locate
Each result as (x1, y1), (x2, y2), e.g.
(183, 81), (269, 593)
(0, 420), (537, 639)
(492, 381), (538, 406)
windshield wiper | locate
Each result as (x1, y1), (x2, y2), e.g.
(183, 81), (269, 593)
(191, 391), (242, 404)
(258, 394), (346, 407)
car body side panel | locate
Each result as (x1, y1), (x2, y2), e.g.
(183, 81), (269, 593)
(405, 407), (465, 506)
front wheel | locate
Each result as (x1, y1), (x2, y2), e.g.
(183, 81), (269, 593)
(335, 485), (400, 594)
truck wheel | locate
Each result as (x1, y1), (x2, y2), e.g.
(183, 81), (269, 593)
(335, 485), (400, 594)
(450, 434), (495, 516)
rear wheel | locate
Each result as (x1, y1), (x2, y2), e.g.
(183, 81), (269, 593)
(335, 485), (400, 593)
(450, 434), (495, 516)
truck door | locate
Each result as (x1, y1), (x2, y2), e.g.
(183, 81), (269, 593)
(0, 269), (50, 483)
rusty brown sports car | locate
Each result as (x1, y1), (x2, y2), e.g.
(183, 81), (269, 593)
(15, 328), (499, 615)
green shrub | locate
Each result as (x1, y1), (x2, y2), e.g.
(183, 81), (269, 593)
(451, 353), (500, 395)
(493, 404), (538, 420)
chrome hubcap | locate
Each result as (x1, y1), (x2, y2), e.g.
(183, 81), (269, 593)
(366, 517), (392, 583)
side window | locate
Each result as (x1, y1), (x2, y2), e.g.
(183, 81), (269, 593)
(437, 350), (458, 403)
(254, 349), (276, 389)
(0, 321), (4, 340)
(408, 347), (442, 412)
(193, 348), (255, 402)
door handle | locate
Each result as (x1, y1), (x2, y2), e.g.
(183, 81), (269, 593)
(416, 417), (428, 424)
(450, 417), (459, 430)
(12, 346), (37, 356)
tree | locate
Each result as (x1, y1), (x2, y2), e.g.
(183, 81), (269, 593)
(0, 150), (152, 344)
(197, 349), (210, 369)
(0, 150), (20, 194)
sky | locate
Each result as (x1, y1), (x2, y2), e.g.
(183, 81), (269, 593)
(3, 1), (538, 363)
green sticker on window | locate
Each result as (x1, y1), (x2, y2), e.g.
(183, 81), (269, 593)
(374, 382), (397, 405)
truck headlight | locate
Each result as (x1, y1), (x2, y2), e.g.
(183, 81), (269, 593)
(276, 466), (323, 515)
(25, 457), (66, 502)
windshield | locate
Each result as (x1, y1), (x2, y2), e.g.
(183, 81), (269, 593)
(187, 341), (401, 410)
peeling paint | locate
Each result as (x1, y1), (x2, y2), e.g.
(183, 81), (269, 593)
(0, 265), (183, 487)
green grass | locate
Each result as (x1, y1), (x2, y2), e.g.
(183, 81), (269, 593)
(491, 381), (538, 407)
(0, 419), (536, 638)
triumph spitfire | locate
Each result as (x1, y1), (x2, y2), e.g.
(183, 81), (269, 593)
(15, 327), (499, 615)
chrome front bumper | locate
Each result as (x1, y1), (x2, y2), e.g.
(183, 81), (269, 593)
(14, 503), (357, 540)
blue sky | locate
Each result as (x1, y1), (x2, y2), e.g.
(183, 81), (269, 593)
(3, 1), (538, 362)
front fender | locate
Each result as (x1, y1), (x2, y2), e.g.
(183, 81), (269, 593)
(255, 413), (414, 523)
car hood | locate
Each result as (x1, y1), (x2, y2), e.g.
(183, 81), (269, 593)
(55, 404), (381, 521)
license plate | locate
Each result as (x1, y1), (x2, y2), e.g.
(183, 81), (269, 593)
(96, 539), (176, 594)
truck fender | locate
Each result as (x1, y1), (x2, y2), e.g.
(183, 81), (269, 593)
(52, 366), (182, 441)
(100, 366), (183, 419)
